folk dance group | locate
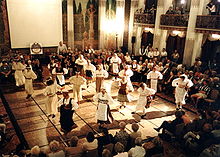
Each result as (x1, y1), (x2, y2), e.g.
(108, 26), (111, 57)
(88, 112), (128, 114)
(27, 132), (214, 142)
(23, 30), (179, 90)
(12, 53), (194, 133)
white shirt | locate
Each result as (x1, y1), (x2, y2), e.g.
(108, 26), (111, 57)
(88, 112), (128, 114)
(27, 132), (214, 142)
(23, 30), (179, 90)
(75, 58), (87, 66)
(95, 69), (109, 78)
(114, 152), (128, 157)
(58, 97), (78, 110)
(153, 51), (160, 57)
(128, 146), (146, 157)
(161, 51), (167, 57)
(147, 71), (163, 80)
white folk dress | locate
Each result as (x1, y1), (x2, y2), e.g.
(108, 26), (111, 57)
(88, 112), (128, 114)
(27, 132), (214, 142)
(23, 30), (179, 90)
(23, 69), (37, 95)
(147, 71), (163, 92)
(118, 69), (134, 91)
(136, 87), (156, 113)
(44, 84), (58, 115)
(93, 92), (114, 122)
(110, 56), (122, 74)
(12, 62), (26, 86)
(172, 77), (193, 104)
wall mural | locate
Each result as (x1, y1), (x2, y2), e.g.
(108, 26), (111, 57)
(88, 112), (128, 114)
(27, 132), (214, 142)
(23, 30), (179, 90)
(73, 0), (99, 50)
(0, 0), (10, 55)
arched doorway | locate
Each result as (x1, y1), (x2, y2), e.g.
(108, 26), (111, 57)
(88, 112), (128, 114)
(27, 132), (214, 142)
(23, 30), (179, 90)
(141, 31), (154, 48)
(166, 32), (186, 63)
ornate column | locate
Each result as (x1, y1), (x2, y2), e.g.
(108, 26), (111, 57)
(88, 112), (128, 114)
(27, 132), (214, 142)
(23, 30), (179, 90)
(183, 0), (200, 66)
(128, 0), (138, 53)
(134, 26), (142, 55)
(98, 0), (106, 49)
(153, 0), (172, 49)
(67, 0), (74, 48)
(116, 0), (125, 49)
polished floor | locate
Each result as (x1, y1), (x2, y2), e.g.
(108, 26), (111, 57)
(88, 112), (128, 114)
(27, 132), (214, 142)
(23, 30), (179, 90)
(1, 78), (198, 155)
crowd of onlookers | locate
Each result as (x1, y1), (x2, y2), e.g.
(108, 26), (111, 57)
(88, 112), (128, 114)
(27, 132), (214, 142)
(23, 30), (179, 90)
(0, 42), (220, 156)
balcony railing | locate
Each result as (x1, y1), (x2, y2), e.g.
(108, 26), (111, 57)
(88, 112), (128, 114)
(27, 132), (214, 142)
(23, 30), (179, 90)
(160, 14), (189, 28)
(134, 13), (155, 25)
(196, 15), (220, 31)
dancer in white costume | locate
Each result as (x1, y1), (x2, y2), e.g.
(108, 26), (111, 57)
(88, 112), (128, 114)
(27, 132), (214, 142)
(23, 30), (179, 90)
(118, 65), (134, 92)
(69, 72), (86, 102)
(110, 53), (121, 80)
(147, 67), (163, 92)
(12, 60), (26, 87)
(93, 87), (114, 129)
(172, 74), (193, 110)
(132, 83), (156, 116)
(44, 80), (58, 118)
(23, 66), (37, 99)
(94, 65), (109, 93)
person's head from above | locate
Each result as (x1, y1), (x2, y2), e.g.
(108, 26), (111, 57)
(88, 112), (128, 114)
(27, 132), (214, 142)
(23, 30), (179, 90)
(175, 110), (183, 119)
(135, 137), (142, 146)
(180, 75), (186, 81)
(119, 121), (126, 130)
(124, 65), (129, 70)
(152, 67), (157, 72)
(126, 52), (129, 56)
(159, 62), (163, 66)
(79, 54), (83, 59)
(62, 89), (69, 99)
(31, 145), (40, 156)
(59, 41), (63, 46)
(169, 6), (173, 10)
(202, 123), (213, 133)
(102, 149), (112, 157)
(131, 123), (139, 132)
(70, 136), (79, 147)
(86, 132), (95, 143)
(102, 128), (109, 136)
(114, 142), (124, 154)
(26, 66), (31, 71)
(49, 140), (61, 152)
(121, 76), (126, 82)
(101, 87), (106, 94)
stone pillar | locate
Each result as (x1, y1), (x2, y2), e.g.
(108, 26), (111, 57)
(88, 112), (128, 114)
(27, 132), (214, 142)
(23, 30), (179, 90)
(128, 0), (138, 52)
(98, 0), (106, 49)
(153, 0), (172, 49)
(116, 0), (125, 49)
(67, 0), (74, 49)
(183, 0), (203, 66)
(138, 0), (145, 9)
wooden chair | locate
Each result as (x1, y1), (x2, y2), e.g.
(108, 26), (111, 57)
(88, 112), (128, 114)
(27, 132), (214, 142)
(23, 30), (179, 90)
(204, 89), (219, 108)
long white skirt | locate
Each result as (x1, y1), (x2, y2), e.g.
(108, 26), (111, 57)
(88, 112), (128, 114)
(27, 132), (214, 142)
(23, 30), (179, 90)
(25, 79), (34, 95)
(15, 70), (25, 86)
(175, 87), (187, 104)
(136, 96), (147, 113)
(150, 79), (158, 92)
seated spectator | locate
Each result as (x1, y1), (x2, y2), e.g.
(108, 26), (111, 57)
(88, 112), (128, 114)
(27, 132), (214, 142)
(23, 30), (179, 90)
(154, 111), (184, 133)
(48, 140), (65, 157)
(191, 80), (211, 107)
(114, 122), (130, 149)
(113, 142), (128, 157)
(65, 136), (83, 157)
(129, 123), (141, 147)
(128, 137), (145, 157)
(102, 149), (112, 157)
(82, 132), (98, 151)
(166, 6), (174, 14)
(184, 123), (214, 152)
(174, 7), (182, 14)
(98, 128), (114, 156)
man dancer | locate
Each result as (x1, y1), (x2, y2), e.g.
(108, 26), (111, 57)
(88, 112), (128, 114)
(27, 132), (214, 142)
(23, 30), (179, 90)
(23, 66), (37, 99)
(94, 65), (109, 93)
(172, 75), (193, 110)
(69, 71), (86, 103)
(12, 59), (26, 87)
(132, 83), (156, 117)
(147, 67), (163, 92)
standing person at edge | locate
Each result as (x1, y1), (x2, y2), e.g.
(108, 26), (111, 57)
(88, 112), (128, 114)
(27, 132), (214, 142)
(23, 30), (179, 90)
(118, 65), (134, 92)
(23, 66), (37, 99)
(147, 67), (163, 93)
(69, 71), (86, 103)
(172, 74), (193, 110)
(110, 53), (122, 81)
